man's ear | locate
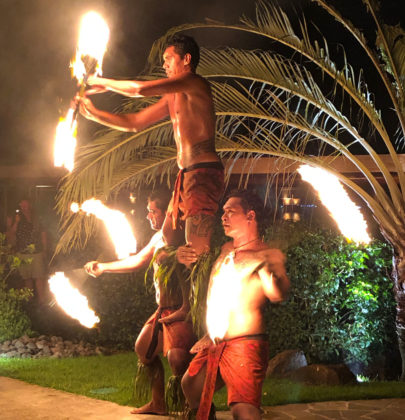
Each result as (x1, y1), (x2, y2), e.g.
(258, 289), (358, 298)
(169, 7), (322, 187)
(247, 210), (255, 221)
(183, 53), (192, 66)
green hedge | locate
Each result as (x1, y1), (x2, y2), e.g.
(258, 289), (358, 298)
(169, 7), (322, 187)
(265, 223), (396, 368)
(83, 270), (155, 349)
(0, 233), (33, 342)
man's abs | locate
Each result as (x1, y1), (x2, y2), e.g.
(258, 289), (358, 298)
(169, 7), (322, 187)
(177, 138), (220, 168)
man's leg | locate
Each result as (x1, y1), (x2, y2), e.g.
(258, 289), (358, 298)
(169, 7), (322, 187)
(231, 403), (261, 420)
(162, 211), (185, 247)
(167, 348), (191, 376)
(182, 364), (225, 411)
(131, 323), (166, 415)
(160, 213), (214, 324)
(185, 214), (215, 256)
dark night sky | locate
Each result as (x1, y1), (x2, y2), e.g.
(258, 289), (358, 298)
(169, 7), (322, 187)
(0, 0), (403, 166)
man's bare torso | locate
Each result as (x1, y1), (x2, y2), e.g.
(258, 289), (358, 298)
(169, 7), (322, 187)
(207, 241), (271, 340)
(166, 74), (219, 169)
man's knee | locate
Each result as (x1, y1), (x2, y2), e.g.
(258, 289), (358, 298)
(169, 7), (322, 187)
(231, 402), (261, 420)
(167, 348), (190, 376)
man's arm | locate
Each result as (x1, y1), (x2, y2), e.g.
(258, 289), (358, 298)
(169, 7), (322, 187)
(87, 73), (200, 98)
(258, 249), (290, 302)
(85, 231), (163, 277)
(78, 95), (169, 132)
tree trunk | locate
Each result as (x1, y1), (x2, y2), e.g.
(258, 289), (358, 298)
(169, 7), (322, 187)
(393, 248), (405, 380)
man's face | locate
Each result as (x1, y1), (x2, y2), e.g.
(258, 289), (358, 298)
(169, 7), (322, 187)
(146, 200), (166, 231)
(19, 200), (30, 214)
(221, 197), (252, 238)
(162, 46), (188, 78)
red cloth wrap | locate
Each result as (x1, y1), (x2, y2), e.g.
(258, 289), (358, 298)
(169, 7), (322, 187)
(169, 162), (224, 229)
(145, 307), (196, 357)
(188, 336), (269, 420)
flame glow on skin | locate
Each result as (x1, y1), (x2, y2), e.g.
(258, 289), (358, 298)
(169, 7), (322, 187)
(48, 272), (100, 328)
(298, 165), (371, 244)
(206, 252), (242, 341)
(71, 199), (137, 259)
(71, 11), (110, 82)
(54, 108), (77, 172)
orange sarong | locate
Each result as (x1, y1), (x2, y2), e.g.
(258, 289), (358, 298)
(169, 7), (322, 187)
(188, 335), (269, 420)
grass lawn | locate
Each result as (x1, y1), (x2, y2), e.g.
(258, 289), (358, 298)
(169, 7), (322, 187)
(1, 352), (405, 410)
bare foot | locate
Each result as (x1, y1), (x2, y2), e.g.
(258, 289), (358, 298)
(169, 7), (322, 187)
(130, 401), (166, 415)
(159, 307), (189, 324)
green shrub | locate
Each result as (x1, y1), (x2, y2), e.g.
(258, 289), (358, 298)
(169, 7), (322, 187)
(0, 233), (33, 342)
(83, 270), (155, 349)
(265, 223), (396, 367)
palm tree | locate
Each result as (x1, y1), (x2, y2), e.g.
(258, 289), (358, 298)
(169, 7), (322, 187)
(56, 0), (405, 378)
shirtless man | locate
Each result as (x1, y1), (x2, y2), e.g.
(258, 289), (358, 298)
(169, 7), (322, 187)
(84, 191), (195, 415)
(177, 190), (290, 420)
(78, 34), (224, 322)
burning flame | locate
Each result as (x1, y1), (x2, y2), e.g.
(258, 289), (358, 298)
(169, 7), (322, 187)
(54, 108), (77, 172)
(48, 272), (100, 328)
(206, 252), (241, 341)
(298, 165), (371, 244)
(72, 11), (110, 82)
(72, 199), (137, 259)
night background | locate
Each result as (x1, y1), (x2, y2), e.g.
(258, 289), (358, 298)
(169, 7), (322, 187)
(0, 0), (403, 167)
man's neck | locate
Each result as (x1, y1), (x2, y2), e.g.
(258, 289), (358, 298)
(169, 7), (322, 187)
(232, 234), (260, 251)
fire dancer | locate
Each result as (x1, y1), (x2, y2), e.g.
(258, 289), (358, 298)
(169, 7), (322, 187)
(177, 190), (290, 420)
(84, 191), (195, 415)
(77, 34), (224, 322)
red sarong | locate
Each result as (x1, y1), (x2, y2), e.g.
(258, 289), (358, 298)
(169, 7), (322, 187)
(188, 335), (269, 420)
(145, 306), (196, 358)
(170, 162), (224, 229)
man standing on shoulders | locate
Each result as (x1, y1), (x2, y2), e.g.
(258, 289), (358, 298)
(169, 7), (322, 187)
(84, 191), (195, 415)
(177, 190), (290, 420)
(78, 34), (224, 276)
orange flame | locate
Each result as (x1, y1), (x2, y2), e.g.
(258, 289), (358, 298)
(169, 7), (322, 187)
(73, 199), (137, 259)
(71, 11), (110, 82)
(298, 165), (371, 244)
(54, 108), (77, 172)
(206, 252), (241, 341)
(48, 272), (100, 328)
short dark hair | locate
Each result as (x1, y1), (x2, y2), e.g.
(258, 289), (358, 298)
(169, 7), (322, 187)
(165, 34), (200, 71)
(225, 189), (266, 236)
(148, 189), (171, 212)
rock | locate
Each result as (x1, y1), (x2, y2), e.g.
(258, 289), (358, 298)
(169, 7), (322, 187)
(283, 363), (357, 385)
(4, 351), (18, 358)
(14, 340), (25, 349)
(267, 350), (308, 378)
(0, 335), (111, 359)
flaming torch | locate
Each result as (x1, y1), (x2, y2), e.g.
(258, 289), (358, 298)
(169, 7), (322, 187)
(71, 199), (137, 259)
(298, 164), (371, 244)
(54, 11), (110, 172)
(48, 272), (100, 328)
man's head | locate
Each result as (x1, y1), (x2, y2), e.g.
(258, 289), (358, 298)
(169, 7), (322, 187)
(18, 199), (31, 216)
(163, 35), (200, 76)
(221, 190), (265, 239)
(146, 190), (171, 231)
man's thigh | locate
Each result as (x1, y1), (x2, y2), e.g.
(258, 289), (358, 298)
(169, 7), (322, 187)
(135, 322), (163, 362)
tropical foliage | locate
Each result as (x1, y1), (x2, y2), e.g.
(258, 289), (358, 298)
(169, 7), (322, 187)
(0, 233), (33, 342)
(265, 224), (396, 375)
(56, 0), (405, 376)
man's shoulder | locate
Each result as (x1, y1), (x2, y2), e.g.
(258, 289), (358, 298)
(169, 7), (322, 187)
(220, 241), (233, 254)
